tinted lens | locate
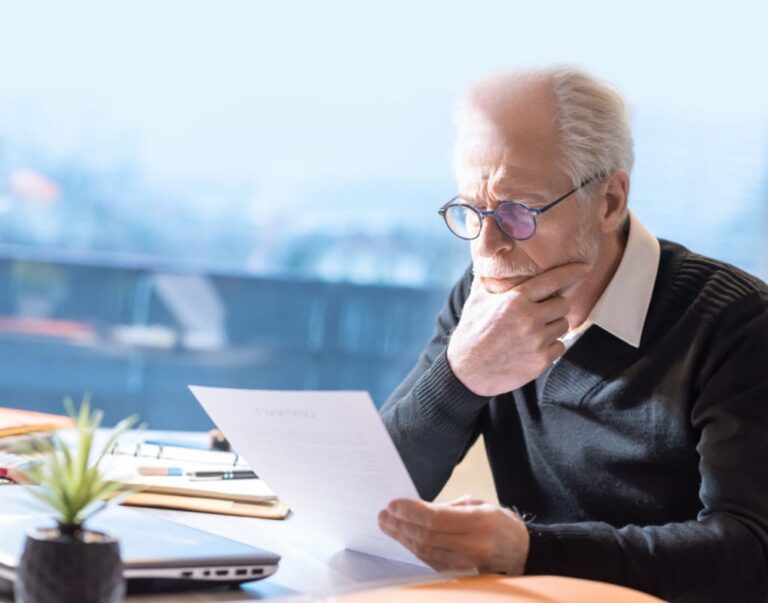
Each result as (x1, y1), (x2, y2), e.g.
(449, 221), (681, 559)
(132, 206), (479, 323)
(496, 202), (536, 240)
(444, 204), (481, 239)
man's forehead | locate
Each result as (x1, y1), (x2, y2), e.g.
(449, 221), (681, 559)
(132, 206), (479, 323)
(455, 117), (559, 186)
(454, 135), (557, 183)
(456, 117), (558, 163)
(455, 163), (549, 199)
(456, 162), (541, 185)
(452, 77), (567, 198)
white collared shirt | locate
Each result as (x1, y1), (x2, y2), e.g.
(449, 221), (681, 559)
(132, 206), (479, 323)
(560, 211), (661, 350)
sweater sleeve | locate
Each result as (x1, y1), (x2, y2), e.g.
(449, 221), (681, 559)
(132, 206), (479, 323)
(525, 293), (768, 603)
(380, 266), (490, 501)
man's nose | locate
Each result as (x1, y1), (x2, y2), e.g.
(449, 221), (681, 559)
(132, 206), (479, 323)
(473, 215), (515, 257)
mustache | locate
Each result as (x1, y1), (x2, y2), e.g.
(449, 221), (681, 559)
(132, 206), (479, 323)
(472, 260), (539, 279)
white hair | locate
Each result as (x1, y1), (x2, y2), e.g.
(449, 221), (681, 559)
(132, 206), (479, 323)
(550, 67), (634, 193)
(454, 66), (635, 196)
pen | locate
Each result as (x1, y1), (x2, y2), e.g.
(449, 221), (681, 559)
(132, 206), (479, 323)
(187, 470), (258, 481)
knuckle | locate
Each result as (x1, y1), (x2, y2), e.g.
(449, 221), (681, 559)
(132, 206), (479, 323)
(553, 319), (568, 337)
(423, 511), (436, 530)
(431, 508), (449, 529)
(518, 322), (535, 339)
(472, 541), (493, 565)
(420, 530), (435, 547)
(549, 342), (565, 361)
(481, 541), (494, 564)
(532, 330), (551, 351)
(514, 284), (531, 299)
(479, 509), (496, 531)
(501, 290), (524, 310)
(414, 543), (431, 558)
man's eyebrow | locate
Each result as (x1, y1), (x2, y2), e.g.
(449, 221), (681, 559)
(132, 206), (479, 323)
(476, 187), (548, 205)
(461, 189), (543, 199)
(496, 189), (547, 200)
(489, 178), (548, 201)
(487, 169), (547, 195)
(458, 181), (548, 204)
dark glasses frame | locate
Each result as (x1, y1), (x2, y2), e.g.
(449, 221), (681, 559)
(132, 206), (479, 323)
(438, 175), (601, 241)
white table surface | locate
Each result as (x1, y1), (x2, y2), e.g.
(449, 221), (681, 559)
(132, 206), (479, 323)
(2, 429), (444, 602)
(126, 503), (440, 602)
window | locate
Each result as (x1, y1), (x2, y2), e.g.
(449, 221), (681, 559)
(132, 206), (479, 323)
(1, 3), (765, 426)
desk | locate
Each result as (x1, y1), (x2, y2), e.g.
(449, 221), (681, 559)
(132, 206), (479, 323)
(122, 498), (438, 602)
(116, 429), (443, 600)
(0, 430), (661, 602)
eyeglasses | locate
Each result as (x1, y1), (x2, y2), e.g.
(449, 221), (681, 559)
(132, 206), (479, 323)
(438, 176), (599, 241)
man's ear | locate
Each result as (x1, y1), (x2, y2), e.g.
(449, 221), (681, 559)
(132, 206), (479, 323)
(598, 170), (630, 234)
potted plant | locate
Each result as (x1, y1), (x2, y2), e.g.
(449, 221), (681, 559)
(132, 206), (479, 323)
(14, 397), (139, 603)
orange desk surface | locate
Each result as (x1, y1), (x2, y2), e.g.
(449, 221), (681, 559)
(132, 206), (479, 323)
(333, 574), (665, 602)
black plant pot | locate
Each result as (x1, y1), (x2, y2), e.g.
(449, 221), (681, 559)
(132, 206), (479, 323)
(15, 524), (125, 603)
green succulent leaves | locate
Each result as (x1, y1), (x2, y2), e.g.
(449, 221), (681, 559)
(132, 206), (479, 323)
(18, 396), (140, 528)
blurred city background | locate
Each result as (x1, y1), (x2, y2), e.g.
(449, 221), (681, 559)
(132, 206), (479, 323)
(0, 1), (766, 428)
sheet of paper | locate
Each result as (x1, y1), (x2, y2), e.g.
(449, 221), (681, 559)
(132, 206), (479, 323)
(189, 386), (429, 567)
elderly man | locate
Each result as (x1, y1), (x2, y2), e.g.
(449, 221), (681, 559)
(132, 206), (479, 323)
(377, 67), (768, 603)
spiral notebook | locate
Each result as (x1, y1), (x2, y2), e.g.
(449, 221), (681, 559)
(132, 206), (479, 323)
(102, 440), (290, 520)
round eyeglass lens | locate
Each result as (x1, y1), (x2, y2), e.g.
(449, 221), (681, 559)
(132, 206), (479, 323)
(496, 202), (536, 240)
(445, 204), (481, 239)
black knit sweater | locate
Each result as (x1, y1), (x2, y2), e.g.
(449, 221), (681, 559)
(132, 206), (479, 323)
(380, 240), (768, 603)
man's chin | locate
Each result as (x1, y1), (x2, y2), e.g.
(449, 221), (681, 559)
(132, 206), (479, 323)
(479, 276), (531, 293)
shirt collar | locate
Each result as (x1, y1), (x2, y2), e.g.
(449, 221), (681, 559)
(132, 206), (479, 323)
(580, 212), (660, 348)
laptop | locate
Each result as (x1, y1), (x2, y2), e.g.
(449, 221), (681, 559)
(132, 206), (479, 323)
(0, 487), (280, 594)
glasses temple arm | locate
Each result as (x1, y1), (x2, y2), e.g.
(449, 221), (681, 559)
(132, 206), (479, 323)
(536, 175), (600, 215)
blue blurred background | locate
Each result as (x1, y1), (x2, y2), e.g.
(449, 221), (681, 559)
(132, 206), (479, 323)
(0, 1), (766, 428)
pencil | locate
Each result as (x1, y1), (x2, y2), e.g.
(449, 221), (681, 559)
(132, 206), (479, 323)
(137, 466), (184, 477)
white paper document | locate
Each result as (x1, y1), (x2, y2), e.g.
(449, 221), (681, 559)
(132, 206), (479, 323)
(189, 386), (429, 567)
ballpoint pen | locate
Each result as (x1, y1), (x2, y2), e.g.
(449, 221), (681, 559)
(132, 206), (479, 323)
(187, 469), (258, 481)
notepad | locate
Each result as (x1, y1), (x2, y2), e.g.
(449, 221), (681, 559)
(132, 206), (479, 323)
(102, 455), (274, 502)
(100, 447), (290, 520)
(112, 492), (290, 519)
